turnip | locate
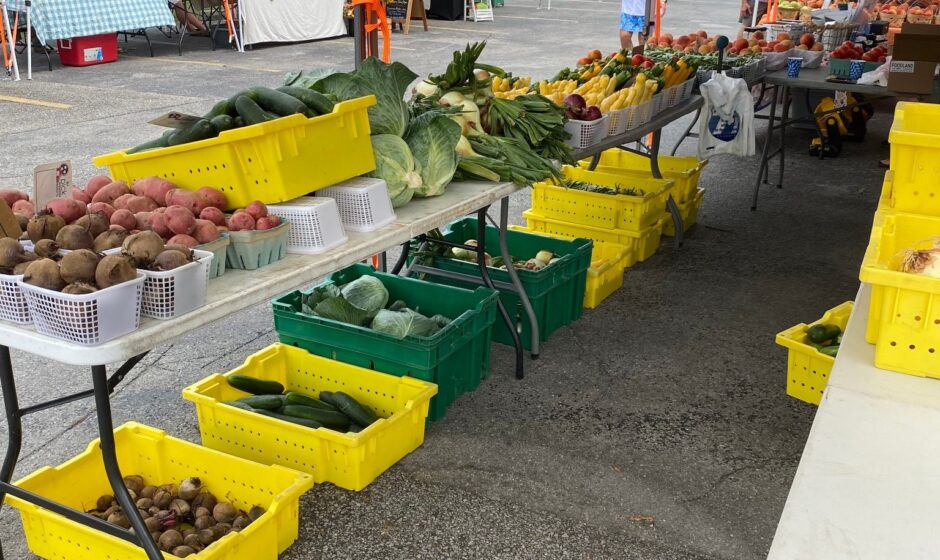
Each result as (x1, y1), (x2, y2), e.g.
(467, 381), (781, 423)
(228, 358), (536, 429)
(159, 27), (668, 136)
(12, 199), (34, 216)
(192, 219), (219, 244)
(45, 198), (86, 224)
(71, 187), (92, 204)
(228, 212), (255, 231)
(195, 186), (226, 210)
(199, 207), (225, 226)
(167, 234), (198, 247)
(244, 200), (267, 220)
(91, 181), (130, 205)
(88, 202), (115, 220)
(110, 209), (137, 231)
(165, 205), (196, 235)
(84, 175), (112, 198)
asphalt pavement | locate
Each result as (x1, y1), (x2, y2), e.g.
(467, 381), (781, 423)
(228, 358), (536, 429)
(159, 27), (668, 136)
(0, 1), (894, 558)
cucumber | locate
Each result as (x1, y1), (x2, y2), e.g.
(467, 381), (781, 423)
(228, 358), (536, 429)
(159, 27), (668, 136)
(281, 404), (350, 430)
(256, 409), (323, 430)
(285, 392), (338, 411)
(276, 86), (335, 115)
(126, 130), (172, 154)
(237, 395), (286, 411)
(253, 86), (311, 117)
(210, 114), (235, 133)
(347, 424), (364, 434)
(233, 116), (245, 128)
(807, 324), (841, 344)
(227, 89), (258, 107)
(167, 119), (217, 146)
(318, 391), (339, 408)
(331, 391), (379, 427)
(223, 400), (255, 411)
(820, 345), (840, 357)
(227, 374), (284, 395)
(203, 99), (232, 120)
(234, 96), (274, 126)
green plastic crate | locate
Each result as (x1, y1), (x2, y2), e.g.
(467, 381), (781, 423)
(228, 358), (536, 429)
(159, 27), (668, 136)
(272, 264), (497, 421)
(411, 218), (592, 350)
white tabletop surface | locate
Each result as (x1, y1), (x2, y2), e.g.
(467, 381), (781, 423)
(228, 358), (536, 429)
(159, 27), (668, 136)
(768, 283), (940, 560)
(0, 181), (520, 366)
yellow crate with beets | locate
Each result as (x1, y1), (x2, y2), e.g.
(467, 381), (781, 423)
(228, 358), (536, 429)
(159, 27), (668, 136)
(522, 209), (662, 265)
(6, 423), (313, 560)
(663, 188), (705, 237)
(775, 302), (854, 406)
(183, 343), (437, 491)
(93, 96), (376, 211)
(578, 149), (707, 204)
(859, 211), (940, 378)
(531, 165), (674, 232)
(888, 102), (940, 216)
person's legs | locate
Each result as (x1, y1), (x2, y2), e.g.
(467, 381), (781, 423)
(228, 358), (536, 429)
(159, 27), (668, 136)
(620, 13), (645, 50)
(620, 30), (634, 50)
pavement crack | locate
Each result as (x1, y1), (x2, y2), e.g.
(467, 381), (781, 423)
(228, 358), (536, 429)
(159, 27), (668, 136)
(680, 452), (802, 504)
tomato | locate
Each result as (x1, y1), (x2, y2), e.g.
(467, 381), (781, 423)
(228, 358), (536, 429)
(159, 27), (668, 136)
(631, 54), (646, 66)
(642, 60), (654, 69)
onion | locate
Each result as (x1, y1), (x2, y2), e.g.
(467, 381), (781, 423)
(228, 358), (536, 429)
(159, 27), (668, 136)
(900, 247), (940, 278)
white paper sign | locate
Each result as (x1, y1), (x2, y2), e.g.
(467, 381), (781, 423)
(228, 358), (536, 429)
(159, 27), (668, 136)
(33, 161), (72, 210)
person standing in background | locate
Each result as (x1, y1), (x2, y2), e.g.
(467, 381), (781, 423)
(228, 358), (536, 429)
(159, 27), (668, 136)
(620, 0), (647, 51)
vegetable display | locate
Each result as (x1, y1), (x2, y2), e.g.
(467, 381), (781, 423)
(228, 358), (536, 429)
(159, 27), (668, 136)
(223, 374), (380, 432)
(806, 322), (841, 357)
(422, 232), (559, 272)
(86, 474), (264, 557)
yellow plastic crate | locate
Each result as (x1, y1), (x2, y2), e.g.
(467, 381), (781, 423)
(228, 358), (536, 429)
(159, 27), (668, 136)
(531, 165), (674, 232)
(775, 301), (854, 406)
(888, 102), (940, 216)
(93, 96), (376, 210)
(859, 211), (940, 378)
(183, 343), (437, 491)
(876, 170), (893, 213)
(522, 209), (662, 265)
(663, 188), (705, 237)
(578, 149), (707, 204)
(6, 423), (313, 560)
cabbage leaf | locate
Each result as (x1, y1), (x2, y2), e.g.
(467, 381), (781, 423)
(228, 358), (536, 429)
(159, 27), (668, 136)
(341, 276), (389, 316)
(367, 135), (423, 208)
(405, 113), (461, 198)
(372, 308), (442, 339)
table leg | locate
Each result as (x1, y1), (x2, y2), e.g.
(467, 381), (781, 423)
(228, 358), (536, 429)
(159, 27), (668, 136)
(670, 107), (701, 156)
(476, 209), (524, 379)
(777, 85), (790, 188)
(390, 241), (411, 275)
(0, 345), (20, 560)
(650, 130), (683, 248)
(498, 198), (538, 360)
(91, 365), (163, 560)
(752, 83), (779, 211)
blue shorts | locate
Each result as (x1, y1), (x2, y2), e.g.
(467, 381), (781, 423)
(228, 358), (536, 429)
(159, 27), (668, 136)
(620, 13), (645, 33)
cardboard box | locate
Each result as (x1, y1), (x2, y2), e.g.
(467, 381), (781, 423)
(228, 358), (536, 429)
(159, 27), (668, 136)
(888, 23), (940, 95)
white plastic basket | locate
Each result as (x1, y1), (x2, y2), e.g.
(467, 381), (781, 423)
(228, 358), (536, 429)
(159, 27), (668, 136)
(267, 197), (348, 254)
(316, 177), (397, 232)
(621, 99), (653, 131)
(564, 115), (609, 148)
(606, 107), (629, 137)
(19, 273), (146, 346)
(677, 78), (695, 103)
(140, 249), (213, 320)
(0, 273), (30, 324)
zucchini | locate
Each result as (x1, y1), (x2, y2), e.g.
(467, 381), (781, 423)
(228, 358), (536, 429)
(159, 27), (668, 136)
(126, 130), (171, 154)
(237, 394), (286, 411)
(256, 409), (323, 430)
(253, 86), (311, 117)
(203, 99), (232, 120)
(234, 96), (274, 126)
(281, 404), (350, 430)
(167, 119), (217, 146)
(807, 324), (841, 344)
(318, 391), (339, 408)
(210, 114), (235, 133)
(227, 89), (258, 107)
(285, 392), (338, 411)
(820, 345), (840, 357)
(223, 400), (255, 411)
(347, 424), (364, 434)
(276, 86), (335, 115)
(227, 374), (284, 395)
(233, 116), (245, 128)
(331, 391), (379, 427)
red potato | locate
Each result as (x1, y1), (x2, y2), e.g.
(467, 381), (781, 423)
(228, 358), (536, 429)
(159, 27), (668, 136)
(124, 195), (159, 214)
(167, 234), (198, 247)
(0, 189), (28, 207)
(112, 193), (135, 210)
(147, 213), (171, 238)
(71, 187), (92, 204)
(227, 212), (256, 231)
(110, 209), (137, 231)
(134, 212), (152, 231)
(109, 224), (126, 231)
(216, 226), (229, 234)
(245, 200), (268, 220)
(255, 217), (277, 230)
(165, 205), (196, 235)
(192, 219), (220, 244)
(195, 187), (226, 210)
(91, 181), (130, 205)
(165, 188), (204, 215)
(46, 197), (86, 223)
(131, 177), (177, 206)
(84, 175), (112, 198)
(153, 206), (166, 214)
(88, 202), (115, 220)
(266, 214), (281, 227)
(199, 207), (225, 226)
(11, 200), (34, 216)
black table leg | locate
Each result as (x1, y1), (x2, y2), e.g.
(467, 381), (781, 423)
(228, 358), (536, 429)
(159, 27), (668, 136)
(0, 346), (21, 560)
(91, 365), (162, 560)
(475, 208), (524, 379)
(752, 83), (779, 210)
(670, 107), (701, 156)
(777, 85), (790, 188)
(650, 129), (683, 249)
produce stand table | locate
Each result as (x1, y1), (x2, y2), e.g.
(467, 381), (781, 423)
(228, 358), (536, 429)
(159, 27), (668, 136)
(571, 94), (705, 248)
(0, 180), (524, 560)
(752, 67), (940, 210)
(768, 283), (940, 560)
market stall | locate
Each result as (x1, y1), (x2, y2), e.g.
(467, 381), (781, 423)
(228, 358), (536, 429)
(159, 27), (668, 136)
(239, 0), (345, 46)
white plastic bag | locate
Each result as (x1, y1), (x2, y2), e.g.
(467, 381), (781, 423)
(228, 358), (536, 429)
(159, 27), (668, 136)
(698, 72), (756, 158)
(857, 57), (890, 87)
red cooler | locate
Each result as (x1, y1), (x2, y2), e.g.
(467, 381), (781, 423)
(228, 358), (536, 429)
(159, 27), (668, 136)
(56, 33), (118, 67)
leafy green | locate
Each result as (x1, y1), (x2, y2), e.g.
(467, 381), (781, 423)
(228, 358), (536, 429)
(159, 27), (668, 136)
(310, 58), (416, 136)
(283, 68), (342, 88)
(367, 135), (423, 208)
(405, 113), (461, 198)
(301, 283), (373, 326)
(341, 276), (389, 316)
(372, 308), (442, 339)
